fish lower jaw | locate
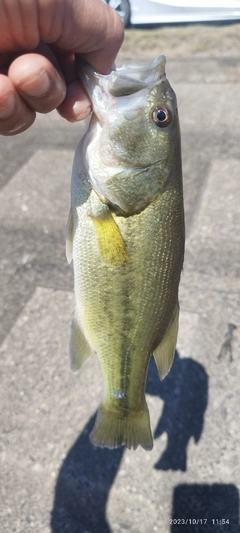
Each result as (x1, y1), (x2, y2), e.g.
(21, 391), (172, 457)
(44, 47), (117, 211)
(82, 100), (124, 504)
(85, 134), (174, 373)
(89, 399), (153, 451)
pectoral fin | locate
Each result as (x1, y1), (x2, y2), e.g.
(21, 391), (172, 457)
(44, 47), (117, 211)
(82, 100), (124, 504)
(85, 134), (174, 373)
(153, 305), (179, 380)
(91, 209), (128, 267)
(66, 207), (74, 264)
(70, 315), (94, 372)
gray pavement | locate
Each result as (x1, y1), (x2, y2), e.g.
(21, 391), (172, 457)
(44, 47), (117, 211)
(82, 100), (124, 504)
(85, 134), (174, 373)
(0, 56), (240, 533)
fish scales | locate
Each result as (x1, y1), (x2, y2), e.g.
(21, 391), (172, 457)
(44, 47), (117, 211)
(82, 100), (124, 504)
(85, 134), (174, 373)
(67, 55), (185, 450)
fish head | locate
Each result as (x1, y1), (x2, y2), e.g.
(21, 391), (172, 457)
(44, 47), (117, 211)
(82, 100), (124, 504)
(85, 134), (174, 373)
(76, 56), (182, 213)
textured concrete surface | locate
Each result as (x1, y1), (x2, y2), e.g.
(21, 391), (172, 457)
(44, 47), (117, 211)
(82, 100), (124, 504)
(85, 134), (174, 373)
(0, 54), (240, 533)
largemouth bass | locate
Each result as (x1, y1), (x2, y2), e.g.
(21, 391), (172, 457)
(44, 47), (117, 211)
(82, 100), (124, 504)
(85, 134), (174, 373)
(67, 55), (184, 450)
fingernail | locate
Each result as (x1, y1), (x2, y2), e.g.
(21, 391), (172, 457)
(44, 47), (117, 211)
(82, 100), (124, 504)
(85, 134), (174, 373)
(72, 100), (92, 121)
(0, 91), (16, 119)
(19, 69), (51, 97)
(19, 69), (65, 98)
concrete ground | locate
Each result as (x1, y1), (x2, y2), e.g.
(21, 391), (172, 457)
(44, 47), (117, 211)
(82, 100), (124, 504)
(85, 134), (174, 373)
(0, 44), (240, 533)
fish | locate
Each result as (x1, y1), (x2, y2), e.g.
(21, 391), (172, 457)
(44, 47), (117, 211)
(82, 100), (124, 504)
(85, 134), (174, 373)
(66, 55), (185, 451)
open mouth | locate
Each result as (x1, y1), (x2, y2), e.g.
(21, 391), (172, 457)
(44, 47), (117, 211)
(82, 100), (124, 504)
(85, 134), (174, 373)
(76, 55), (167, 99)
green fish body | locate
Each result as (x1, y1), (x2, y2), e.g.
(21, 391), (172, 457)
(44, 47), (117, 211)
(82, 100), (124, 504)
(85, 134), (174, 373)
(67, 56), (184, 450)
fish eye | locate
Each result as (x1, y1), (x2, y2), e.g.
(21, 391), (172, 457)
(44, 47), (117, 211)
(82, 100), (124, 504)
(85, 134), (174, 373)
(152, 106), (171, 128)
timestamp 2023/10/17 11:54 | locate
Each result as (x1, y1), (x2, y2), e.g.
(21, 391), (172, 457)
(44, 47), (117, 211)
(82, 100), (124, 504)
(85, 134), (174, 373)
(169, 518), (231, 526)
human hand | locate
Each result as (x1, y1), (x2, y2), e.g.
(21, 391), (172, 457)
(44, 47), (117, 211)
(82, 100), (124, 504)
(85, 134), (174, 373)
(0, 0), (124, 135)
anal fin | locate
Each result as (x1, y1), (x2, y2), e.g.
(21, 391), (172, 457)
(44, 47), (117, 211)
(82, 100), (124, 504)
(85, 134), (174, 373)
(153, 305), (179, 380)
(70, 316), (93, 372)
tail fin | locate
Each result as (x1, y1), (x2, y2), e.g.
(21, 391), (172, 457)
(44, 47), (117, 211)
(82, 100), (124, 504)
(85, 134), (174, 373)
(90, 400), (153, 451)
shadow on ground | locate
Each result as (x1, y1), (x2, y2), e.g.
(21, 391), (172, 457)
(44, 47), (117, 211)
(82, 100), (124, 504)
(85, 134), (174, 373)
(51, 351), (210, 532)
(171, 483), (240, 533)
(128, 20), (240, 30)
(51, 411), (123, 533)
(146, 352), (208, 472)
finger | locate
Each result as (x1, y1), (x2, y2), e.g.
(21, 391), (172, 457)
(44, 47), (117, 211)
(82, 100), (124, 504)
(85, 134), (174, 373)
(57, 80), (92, 122)
(42, 0), (124, 74)
(75, 5), (124, 74)
(0, 0), (124, 75)
(0, 74), (36, 135)
(0, 0), (124, 74)
(55, 52), (92, 122)
(8, 52), (66, 114)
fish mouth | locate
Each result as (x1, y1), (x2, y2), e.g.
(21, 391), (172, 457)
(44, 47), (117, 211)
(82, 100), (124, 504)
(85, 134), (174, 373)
(76, 55), (166, 119)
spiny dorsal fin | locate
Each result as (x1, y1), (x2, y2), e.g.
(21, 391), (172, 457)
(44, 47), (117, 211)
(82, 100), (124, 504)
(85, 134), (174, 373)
(153, 305), (179, 380)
